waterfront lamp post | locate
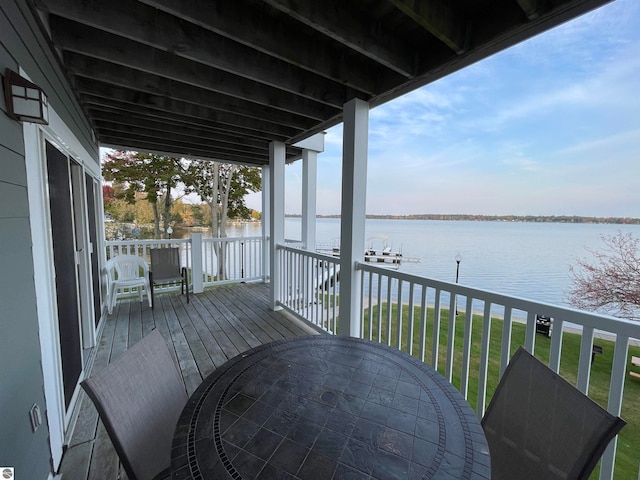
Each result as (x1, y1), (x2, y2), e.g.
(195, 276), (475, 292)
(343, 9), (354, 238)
(455, 253), (462, 315)
(167, 226), (173, 239)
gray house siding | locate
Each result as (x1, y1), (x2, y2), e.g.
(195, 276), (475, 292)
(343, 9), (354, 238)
(0, 44), (52, 480)
(1, 1), (101, 477)
(1, 0), (98, 159)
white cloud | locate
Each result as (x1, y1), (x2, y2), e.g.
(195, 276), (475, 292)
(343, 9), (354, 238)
(304, 0), (640, 218)
(501, 156), (539, 172)
(323, 126), (343, 147)
(555, 128), (640, 157)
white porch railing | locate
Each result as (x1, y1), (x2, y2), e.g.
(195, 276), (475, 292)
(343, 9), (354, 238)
(105, 235), (263, 298)
(201, 236), (263, 286)
(276, 245), (341, 333)
(276, 244), (640, 480)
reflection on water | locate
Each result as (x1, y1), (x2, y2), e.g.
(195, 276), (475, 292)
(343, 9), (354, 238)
(107, 218), (640, 313)
(290, 218), (640, 311)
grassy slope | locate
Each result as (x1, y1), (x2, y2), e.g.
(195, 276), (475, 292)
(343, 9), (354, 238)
(362, 304), (640, 479)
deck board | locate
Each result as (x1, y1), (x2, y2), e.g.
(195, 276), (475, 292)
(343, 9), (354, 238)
(213, 287), (288, 343)
(191, 295), (243, 361)
(58, 282), (317, 479)
(86, 422), (120, 480)
(58, 440), (93, 480)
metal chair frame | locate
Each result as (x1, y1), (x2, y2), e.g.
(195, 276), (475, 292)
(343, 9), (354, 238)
(482, 346), (626, 480)
(81, 330), (187, 480)
(149, 248), (189, 308)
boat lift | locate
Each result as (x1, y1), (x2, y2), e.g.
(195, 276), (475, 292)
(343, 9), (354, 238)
(316, 235), (420, 270)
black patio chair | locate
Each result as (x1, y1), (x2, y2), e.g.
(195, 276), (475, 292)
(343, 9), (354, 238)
(81, 330), (188, 480)
(149, 247), (189, 308)
(482, 346), (625, 480)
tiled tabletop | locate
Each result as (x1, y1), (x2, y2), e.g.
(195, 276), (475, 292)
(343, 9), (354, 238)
(171, 336), (491, 479)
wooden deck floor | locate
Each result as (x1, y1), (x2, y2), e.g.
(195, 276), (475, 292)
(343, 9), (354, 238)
(58, 283), (318, 480)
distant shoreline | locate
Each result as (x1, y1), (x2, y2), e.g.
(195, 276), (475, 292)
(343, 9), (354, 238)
(284, 214), (640, 225)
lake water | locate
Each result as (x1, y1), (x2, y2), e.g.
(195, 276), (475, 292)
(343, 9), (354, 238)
(252, 218), (639, 312)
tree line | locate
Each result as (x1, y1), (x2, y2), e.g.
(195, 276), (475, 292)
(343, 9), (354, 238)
(102, 151), (262, 238)
(102, 151), (640, 321)
(309, 214), (640, 224)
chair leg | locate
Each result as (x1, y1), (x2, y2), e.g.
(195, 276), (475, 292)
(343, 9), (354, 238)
(182, 267), (190, 303)
(108, 284), (115, 314)
(149, 272), (155, 309)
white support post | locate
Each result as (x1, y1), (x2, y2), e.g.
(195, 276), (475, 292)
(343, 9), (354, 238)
(600, 335), (630, 480)
(269, 142), (286, 311)
(294, 133), (324, 252)
(190, 232), (203, 293)
(338, 98), (369, 337)
(261, 166), (271, 283)
(301, 148), (318, 251)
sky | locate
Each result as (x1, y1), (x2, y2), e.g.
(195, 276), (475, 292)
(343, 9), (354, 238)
(245, 0), (640, 217)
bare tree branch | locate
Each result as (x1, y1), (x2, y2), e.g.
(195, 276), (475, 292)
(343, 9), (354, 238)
(568, 232), (640, 320)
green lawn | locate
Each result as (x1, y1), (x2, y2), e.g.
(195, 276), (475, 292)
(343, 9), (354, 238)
(361, 303), (640, 479)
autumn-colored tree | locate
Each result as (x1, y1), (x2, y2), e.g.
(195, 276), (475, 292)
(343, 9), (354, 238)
(180, 160), (261, 279)
(188, 203), (210, 227)
(104, 183), (133, 221)
(102, 151), (184, 238)
(107, 199), (135, 222)
(568, 232), (640, 320)
(181, 161), (261, 237)
(102, 185), (115, 206)
(171, 199), (196, 227)
(132, 192), (155, 224)
(227, 168), (262, 220)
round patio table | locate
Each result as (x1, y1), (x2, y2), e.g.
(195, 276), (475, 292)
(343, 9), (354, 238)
(171, 335), (490, 479)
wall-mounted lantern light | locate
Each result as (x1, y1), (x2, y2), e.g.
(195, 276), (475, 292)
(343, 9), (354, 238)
(3, 69), (49, 125)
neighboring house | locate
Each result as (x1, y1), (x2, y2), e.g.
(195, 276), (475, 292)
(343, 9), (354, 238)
(0, 1), (613, 478)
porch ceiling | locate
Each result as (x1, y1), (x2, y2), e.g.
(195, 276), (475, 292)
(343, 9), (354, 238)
(31, 0), (610, 166)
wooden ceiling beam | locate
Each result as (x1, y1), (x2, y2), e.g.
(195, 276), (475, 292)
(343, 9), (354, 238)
(516, 0), (544, 20)
(388, 0), (468, 54)
(99, 135), (271, 165)
(43, 0), (379, 97)
(95, 121), (265, 156)
(32, 0), (611, 163)
(75, 81), (304, 140)
(263, 0), (416, 77)
(137, 0), (403, 92)
(84, 100), (293, 143)
(50, 17), (355, 110)
(89, 110), (301, 157)
(65, 52), (330, 126)
(95, 121), (273, 157)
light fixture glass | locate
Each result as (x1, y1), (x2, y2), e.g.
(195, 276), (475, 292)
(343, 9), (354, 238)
(3, 69), (49, 125)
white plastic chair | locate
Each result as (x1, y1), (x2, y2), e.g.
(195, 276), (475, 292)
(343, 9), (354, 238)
(105, 255), (152, 314)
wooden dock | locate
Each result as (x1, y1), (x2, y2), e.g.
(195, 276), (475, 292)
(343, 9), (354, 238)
(58, 283), (318, 480)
